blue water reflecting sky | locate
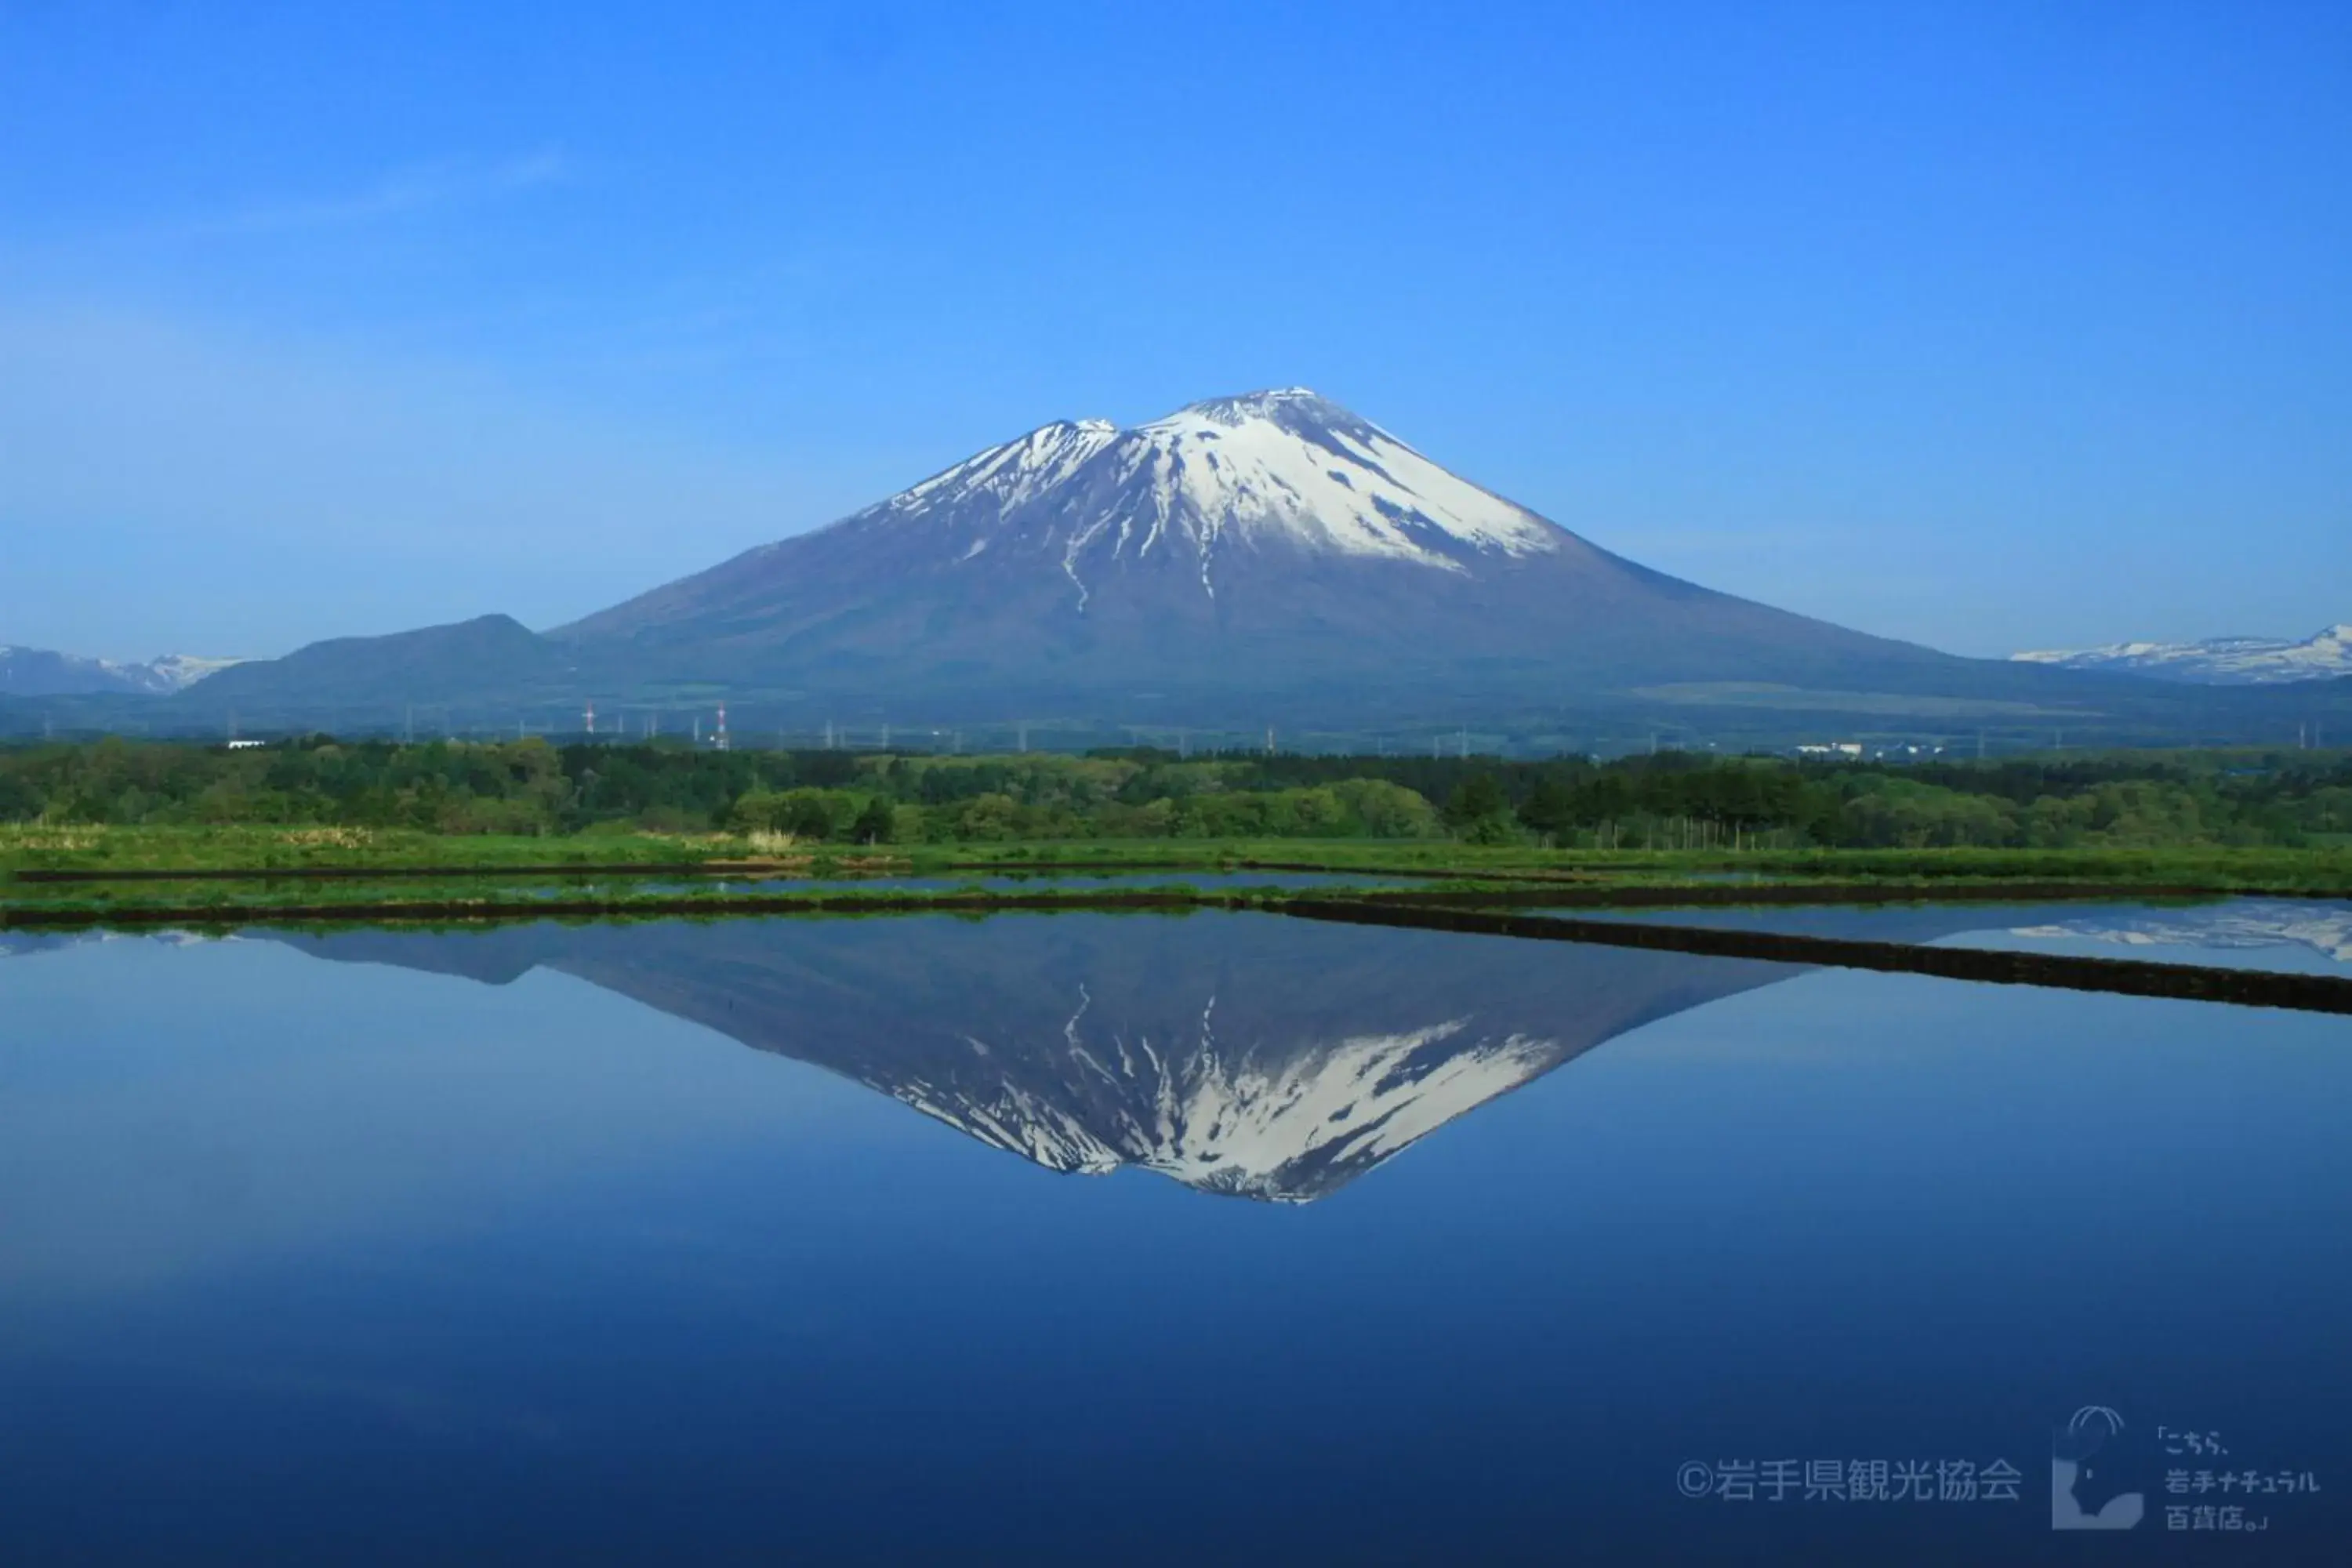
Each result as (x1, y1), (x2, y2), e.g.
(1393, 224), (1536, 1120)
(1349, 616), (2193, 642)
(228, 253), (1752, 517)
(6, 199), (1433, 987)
(1557, 898), (2352, 976)
(2, 913), (2346, 1563)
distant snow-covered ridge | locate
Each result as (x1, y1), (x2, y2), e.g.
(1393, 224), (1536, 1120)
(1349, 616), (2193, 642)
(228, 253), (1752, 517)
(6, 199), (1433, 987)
(2009, 901), (2352, 964)
(2011, 623), (2352, 685)
(0, 645), (246, 698)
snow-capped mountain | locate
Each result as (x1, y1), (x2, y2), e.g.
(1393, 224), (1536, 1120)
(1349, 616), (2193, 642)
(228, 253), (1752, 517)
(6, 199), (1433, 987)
(188, 385), (2147, 726)
(0, 644), (245, 698)
(499, 386), (2020, 715)
(2011, 624), (2352, 685)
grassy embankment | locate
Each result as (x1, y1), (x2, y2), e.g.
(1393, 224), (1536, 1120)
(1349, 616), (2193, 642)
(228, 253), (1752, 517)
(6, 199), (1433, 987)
(4, 823), (2348, 928)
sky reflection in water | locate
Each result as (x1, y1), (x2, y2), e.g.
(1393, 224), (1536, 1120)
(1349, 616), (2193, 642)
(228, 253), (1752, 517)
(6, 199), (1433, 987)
(1, 906), (2346, 1564)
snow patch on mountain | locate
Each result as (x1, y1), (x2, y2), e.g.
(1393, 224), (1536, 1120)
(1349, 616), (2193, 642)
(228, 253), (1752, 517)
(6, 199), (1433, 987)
(878, 992), (1563, 1202)
(0, 645), (247, 696)
(2011, 624), (2352, 685)
(1116, 388), (1559, 572)
(882, 418), (1124, 521)
(143, 654), (249, 691)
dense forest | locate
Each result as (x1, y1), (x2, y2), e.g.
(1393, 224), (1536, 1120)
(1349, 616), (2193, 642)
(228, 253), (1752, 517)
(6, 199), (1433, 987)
(2, 737), (2349, 849)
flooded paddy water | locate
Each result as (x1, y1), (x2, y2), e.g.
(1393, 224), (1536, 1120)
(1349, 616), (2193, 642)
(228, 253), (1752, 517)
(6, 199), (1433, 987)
(2, 904), (2346, 1563)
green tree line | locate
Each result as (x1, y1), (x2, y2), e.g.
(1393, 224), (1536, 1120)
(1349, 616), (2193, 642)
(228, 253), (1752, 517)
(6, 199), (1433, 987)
(2, 736), (2349, 848)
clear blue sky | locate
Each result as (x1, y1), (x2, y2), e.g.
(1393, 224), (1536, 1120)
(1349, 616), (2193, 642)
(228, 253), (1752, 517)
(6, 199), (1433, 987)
(2, 1), (2347, 662)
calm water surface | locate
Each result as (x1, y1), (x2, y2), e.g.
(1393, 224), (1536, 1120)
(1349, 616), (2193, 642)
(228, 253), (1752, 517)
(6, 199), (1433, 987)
(1557, 897), (2352, 976)
(2, 909), (2347, 1564)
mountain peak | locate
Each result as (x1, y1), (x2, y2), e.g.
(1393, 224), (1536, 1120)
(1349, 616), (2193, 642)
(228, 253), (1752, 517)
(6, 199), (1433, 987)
(1160, 387), (1343, 426)
(836, 386), (1563, 590)
(1095, 386), (1556, 575)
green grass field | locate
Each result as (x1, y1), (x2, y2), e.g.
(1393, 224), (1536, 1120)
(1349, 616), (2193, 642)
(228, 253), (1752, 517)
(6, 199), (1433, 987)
(5, 824), (2347, 927)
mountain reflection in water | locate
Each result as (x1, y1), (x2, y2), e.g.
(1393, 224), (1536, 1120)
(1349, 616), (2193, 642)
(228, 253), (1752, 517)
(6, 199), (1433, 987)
(14, 899), (2337, 1203)
(257, 912), (1813, 1201)
(267, 909), (1859, 1203)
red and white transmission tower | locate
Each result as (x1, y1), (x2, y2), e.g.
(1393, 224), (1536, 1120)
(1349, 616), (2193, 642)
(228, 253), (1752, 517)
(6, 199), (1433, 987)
(583, 700), (596, 735)
(715, 703), (730, 752)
